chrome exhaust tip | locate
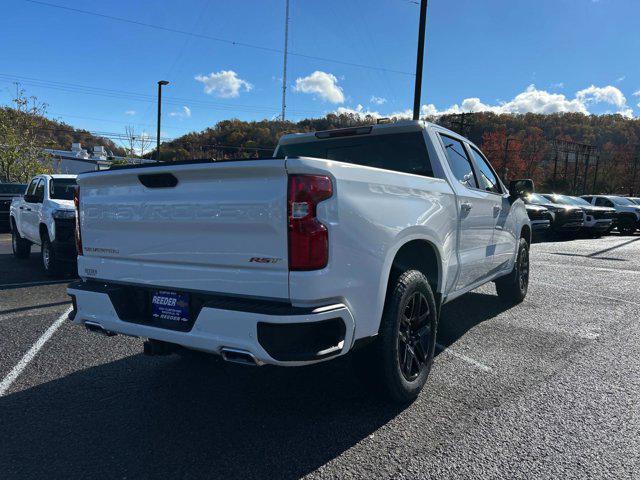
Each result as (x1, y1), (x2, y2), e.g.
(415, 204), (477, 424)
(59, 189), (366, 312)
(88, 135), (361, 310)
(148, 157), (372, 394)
(84, 321), (116, 337)
(220, 347), (260, 366)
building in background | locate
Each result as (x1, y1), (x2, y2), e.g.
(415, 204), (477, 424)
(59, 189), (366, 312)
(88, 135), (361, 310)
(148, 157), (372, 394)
(45, 143), (155, 174)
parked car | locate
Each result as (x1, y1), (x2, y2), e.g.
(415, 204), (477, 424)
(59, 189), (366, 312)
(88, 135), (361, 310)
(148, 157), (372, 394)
(10, 174), (78, 275)
(541, 194), (615, 237)
(523, 193), (584, 235)
(0, 183), (27, 231)
(525, 203), (552, 236)
(68, 120), (533, 403)
(581, 195), (640, 235)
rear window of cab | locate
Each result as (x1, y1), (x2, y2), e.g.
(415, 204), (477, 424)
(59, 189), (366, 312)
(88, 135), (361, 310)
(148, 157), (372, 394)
(277, 132), (434, 178)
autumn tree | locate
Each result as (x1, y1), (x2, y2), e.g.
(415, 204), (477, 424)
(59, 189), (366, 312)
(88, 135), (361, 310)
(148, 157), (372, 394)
(0, 85), (53, 182)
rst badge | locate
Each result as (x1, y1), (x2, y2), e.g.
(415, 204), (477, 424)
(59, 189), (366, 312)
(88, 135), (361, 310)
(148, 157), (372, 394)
(249, 257), (281, 264)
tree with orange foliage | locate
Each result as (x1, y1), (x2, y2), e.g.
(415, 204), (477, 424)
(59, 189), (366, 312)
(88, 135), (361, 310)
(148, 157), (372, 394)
(480, 129), (525, 182)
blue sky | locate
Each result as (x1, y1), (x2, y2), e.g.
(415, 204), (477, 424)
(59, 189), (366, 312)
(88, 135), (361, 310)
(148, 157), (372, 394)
(1, 0), (639, 148)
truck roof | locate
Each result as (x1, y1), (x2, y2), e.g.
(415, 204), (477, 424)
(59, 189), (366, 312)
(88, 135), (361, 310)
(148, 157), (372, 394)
(37, 174), (78, 180)
(278, 120), (442, 146)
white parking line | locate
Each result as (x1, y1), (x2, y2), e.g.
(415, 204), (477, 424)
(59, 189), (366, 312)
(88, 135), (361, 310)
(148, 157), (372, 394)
(0, 306), (72, 397)
(436, 343), (492, 372)
(536, 281), (640, 306)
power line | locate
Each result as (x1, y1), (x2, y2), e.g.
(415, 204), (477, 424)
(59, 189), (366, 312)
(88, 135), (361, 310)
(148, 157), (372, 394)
(24, 0), (414, 76)
(0, 73), (326, 117)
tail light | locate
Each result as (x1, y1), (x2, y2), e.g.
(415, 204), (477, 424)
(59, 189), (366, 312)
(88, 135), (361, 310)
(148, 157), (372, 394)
(74, 186), (83, 256)
(288, 174), (332, 270)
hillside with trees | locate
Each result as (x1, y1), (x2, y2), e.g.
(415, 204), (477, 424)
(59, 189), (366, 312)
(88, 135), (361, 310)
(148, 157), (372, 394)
(153, 111), (640, 195)
(0, 88), (125, 183)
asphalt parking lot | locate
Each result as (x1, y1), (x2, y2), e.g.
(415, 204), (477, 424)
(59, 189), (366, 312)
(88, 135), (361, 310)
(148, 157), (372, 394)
(1, 232), (639, 479)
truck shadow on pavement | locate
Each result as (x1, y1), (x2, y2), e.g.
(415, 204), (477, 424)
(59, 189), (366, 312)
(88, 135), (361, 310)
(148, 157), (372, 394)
(0, 253), (76, 290)
(0, 292), (508, 480)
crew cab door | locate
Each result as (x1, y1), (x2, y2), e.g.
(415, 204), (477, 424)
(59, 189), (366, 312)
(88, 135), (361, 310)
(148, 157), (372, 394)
(438, 134), (498, 289)
(465, 145), (514, 271)
(21, 178), (44, 242)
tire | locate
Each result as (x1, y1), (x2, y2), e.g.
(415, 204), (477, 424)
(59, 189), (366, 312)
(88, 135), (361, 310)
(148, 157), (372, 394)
(618, 220), (636, 236)
(41, 234), (62, 277)
(11, 227), (31, 259)
(352, 270), (438, 404)
(495, 237), (530, 304)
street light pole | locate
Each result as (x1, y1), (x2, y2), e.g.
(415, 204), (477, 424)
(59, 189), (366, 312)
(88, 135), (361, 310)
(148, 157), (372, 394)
(412, 0), (428, 121)
(156, 80), (169, 161)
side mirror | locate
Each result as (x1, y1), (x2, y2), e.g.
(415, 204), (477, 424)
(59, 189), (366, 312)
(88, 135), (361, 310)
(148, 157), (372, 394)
(509, 179), (534, 199)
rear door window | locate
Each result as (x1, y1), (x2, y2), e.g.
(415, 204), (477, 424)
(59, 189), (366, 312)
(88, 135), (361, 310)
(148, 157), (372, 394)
(439, 135), (478, 189)
(595, 197), (613, 207)
(468, 146), (502, 194)
(277, 132), (434, 177)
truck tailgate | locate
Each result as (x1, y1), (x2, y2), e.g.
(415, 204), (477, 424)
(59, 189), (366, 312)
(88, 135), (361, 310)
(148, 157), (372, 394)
(77, 160), (289, 299)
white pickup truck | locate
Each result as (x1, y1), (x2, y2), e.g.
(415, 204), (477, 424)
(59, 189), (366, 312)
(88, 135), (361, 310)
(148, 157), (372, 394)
(10, 174), (78, 275)
(68, 121), (532, 403)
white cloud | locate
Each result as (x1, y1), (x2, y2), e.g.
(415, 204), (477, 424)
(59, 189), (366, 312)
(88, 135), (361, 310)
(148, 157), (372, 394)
(170, 106), (192, 118)
(551, 82), (564, 89)
(369, 96), (387, 105)
(616, 75), (626, 83)
(633, 90), (640, 97)
(195, 70), (253, 98)
(336, 104), (381, 117)
(125, 110), (136, 116)
(294, 71), (345, 104)
(576, 85), (627, 107)
(334, 84), (635, 120)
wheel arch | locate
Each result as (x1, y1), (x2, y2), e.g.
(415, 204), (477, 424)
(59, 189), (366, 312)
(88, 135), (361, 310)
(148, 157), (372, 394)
(379, 236), (445, 322)
(39, 222), (49, 240)
(521, 223), (532, 245)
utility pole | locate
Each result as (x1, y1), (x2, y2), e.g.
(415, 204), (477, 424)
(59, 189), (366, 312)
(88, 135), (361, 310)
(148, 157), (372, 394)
(582, 150), (590, 195)
(592, 153), (600, 193)
(502, 137), (512, 182)
(452, 113), (469, 136)
(631, 149), (639, 196)
(572, 150), (580, 194)
(156, 80), (169, 161)
(280, 0), (290, 121)
(551, 149), (559, 189)
(412, 0), (428, 121)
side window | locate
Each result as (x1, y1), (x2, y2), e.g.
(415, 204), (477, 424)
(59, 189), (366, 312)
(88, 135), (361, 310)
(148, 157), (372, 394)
(582, 196), (592, 203)
(440, 135), (478, 189)
(34, 179), (45, 203)
(468, 146), (501, 194)
(595, 197), (612, 207)
(25, 179), (38, 197)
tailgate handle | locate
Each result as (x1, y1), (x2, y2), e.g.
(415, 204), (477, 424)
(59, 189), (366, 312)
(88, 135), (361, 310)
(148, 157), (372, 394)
(138, 173), (178, 188)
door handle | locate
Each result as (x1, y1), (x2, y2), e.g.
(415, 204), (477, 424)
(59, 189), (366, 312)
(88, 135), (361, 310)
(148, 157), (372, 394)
(25, 207), (31, 211)
(493, 205), (502, 215)
(19, 206), (24, 210)
(460, 202), (473, 212)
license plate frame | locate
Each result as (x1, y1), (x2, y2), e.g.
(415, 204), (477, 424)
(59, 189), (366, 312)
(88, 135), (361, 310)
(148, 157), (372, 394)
(151, 290), (190, 324)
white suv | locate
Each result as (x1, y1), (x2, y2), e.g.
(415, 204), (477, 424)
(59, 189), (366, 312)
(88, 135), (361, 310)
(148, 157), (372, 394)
(581, 195), (640, 235)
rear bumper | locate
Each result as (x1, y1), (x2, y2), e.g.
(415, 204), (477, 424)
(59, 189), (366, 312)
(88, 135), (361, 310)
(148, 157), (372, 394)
(67, 281), (355, 366)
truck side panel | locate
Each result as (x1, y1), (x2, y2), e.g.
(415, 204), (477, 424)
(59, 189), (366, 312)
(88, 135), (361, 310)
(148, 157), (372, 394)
(286, 157), (458, 340)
